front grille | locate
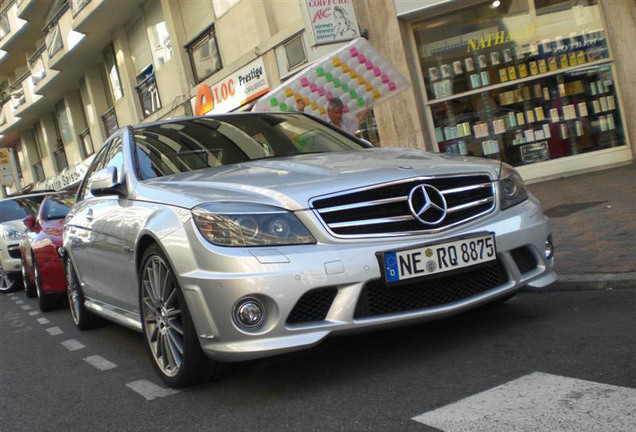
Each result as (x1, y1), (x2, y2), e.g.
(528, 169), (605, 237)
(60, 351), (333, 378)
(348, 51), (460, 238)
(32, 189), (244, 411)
(311, 174), (495, 237)
(287, 287), (338, 324)
(7, 246), (21, 259)
(354, 259), (508, 319)
(511, 246), (538, 274)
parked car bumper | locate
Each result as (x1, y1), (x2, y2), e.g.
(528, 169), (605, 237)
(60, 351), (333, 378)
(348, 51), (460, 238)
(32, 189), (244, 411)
(167, 196), (555, 362)
(0, 240), (23, 274)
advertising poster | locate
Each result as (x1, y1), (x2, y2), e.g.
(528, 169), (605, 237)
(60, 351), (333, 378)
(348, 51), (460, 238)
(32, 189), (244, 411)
(191, 57), (269, 116)
(305, 0), (359, 45)
(253, 38), (409, 117)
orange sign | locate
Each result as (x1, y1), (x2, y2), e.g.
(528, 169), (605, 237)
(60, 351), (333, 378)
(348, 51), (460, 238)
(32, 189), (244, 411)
(192, 58), (268, 116)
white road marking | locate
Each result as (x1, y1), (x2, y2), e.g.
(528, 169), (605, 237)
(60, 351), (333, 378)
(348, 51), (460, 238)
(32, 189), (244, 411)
(61, 339), (85, 352)
(36, 317), (50, 325)
(126, 380), (179, 401)
(28, 311), (39, 316)
(14, 300), (24, 304)
(46, 326), (64, 336)
(412, 372), (636, 432)
(20, 305), (32, 310)
(84, 355), (117, 371)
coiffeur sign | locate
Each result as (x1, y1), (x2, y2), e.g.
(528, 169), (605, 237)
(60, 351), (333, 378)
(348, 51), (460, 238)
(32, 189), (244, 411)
(305, 0), (359, 46)
(192, 57), (269, 116)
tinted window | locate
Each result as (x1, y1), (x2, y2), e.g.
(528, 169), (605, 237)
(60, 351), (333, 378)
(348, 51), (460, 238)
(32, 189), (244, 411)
(42, 194), (75, 220)
(0, 196), (45, 223)
(133, 114), (365, 180)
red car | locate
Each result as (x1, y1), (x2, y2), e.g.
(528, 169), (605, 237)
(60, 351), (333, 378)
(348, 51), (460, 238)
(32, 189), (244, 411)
(20, 192), (75, 311)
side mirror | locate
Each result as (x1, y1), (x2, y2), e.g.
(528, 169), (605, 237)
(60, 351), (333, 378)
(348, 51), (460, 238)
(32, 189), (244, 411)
(89, 166), (125, 196)
(23, 215), (36, 232)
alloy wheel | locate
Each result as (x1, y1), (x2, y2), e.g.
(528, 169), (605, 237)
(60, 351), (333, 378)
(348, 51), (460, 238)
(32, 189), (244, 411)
(66, 260), (80, 325)
(34, 265), (42, 298)
(141, 255), (184, 378)
(0, 269), (15, 293)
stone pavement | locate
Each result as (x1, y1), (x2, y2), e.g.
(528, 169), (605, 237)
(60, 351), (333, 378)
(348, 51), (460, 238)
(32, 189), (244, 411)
(528, 163), (635, 289)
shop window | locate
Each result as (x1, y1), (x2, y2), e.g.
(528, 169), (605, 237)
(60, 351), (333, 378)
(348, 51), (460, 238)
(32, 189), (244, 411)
(187, 25), (222, 83)
(284, 34), (307, 70)
(412, 0), (625, 167)
(103, 45), (124, 101)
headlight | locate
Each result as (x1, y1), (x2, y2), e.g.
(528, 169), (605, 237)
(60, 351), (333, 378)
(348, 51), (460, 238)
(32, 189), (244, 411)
(3, 228), (24, 241)
(192, 203), (316, 247)
(498, 164), (528, 210)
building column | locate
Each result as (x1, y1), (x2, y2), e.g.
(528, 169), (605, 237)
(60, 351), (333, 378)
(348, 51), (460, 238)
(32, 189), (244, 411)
(83, 66), (111, 147)
(38, 115), (62, 175)
(352, 0), (429, 150)
(64, 91), (88, 165)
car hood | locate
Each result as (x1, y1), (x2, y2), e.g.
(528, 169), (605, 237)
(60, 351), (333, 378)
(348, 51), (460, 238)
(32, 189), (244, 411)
(136, 148), (502, 211)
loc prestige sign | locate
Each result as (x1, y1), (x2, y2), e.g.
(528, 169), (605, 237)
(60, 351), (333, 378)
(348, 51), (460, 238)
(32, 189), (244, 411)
(192, 57), (269, 116)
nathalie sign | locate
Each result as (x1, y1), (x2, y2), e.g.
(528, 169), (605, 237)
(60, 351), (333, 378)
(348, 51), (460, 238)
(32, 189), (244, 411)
(191, 57), (269, 116)
(305, 0), (359, 46)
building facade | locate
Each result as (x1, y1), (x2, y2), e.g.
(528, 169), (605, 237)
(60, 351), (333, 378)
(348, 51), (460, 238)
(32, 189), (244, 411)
(352, 0), (635, 182)
(1, 0), (634, 196)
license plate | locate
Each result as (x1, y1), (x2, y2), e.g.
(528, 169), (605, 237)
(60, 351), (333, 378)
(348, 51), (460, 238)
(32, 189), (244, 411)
(381, 233), (496, 283)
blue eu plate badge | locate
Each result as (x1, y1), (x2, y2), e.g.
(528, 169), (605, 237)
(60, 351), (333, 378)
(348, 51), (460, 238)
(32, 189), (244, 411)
(384, 252), (399, 282)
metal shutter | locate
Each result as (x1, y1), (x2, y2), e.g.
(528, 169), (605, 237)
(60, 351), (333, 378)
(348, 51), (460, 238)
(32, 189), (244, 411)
(127, 17), (153, 75)
(180, 0), (215, 42)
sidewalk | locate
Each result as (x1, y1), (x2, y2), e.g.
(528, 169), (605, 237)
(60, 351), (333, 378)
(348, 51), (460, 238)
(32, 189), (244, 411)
(528, 163), (635, 290)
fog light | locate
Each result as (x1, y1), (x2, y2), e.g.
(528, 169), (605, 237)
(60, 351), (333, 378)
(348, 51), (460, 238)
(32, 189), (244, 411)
(234, 298), (264, 329)
(545, 235), (554, 261)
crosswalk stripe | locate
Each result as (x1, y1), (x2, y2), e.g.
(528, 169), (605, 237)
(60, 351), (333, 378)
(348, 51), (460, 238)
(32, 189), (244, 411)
(412, 372), (636, 432)
(125, 380), (179, 401)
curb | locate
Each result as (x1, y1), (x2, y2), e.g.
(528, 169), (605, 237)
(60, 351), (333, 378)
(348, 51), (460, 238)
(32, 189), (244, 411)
(524, 272), (636, 292)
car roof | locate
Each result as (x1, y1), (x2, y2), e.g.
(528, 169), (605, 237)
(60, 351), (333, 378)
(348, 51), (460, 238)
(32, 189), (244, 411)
(130, 112), (311, 131)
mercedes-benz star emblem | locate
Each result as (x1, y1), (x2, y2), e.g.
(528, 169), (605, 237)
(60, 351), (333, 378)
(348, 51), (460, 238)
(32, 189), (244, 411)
(407, 184), (448, 225)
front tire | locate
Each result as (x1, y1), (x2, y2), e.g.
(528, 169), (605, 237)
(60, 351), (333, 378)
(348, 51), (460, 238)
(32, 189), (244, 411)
(23, 258), (36, 298)
(35, 261), (63, 312)
(65, 257), (100, 329)
(139, 244), (220, 388)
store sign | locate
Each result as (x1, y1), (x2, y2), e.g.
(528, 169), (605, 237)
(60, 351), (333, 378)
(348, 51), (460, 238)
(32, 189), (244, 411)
(466, 24), (535, 53)
(44, 156), (93, 191)
(0, 148), (13, 186)
(305, 0), (359, 46)
(192, 57), (269, 116)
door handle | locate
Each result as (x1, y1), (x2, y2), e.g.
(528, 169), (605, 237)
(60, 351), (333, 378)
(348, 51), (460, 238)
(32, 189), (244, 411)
(86, 209), (93, 222)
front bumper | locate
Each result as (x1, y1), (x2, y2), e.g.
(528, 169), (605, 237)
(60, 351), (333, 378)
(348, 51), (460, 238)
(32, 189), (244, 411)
(0, 240), (23, 274)
(166, 196), (556, 362)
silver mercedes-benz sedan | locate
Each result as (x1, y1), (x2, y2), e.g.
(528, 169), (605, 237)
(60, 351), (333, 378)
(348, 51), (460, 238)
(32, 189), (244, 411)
(63, 113), (556, 387)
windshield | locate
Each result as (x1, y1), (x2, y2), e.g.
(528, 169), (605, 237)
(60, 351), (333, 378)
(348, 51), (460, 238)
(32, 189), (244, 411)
(0, 196), (45, 223)
(42, 193), (75, 220)
(133, 114), (366, 180)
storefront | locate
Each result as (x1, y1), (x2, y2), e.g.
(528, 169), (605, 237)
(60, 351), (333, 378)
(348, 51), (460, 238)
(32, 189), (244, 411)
(404, 0), (632, 180)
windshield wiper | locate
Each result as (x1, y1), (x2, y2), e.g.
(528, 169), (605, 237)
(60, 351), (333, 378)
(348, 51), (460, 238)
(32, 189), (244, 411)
(249, 151), (328, 162)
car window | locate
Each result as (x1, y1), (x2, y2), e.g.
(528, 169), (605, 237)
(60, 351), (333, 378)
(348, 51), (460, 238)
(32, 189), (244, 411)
(133, 114), (365, 180)
(103, 137), (124, 176)
(0, 196), (45, 223)
(42, 194), (75, 220)
(77, 141), (111, 201)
